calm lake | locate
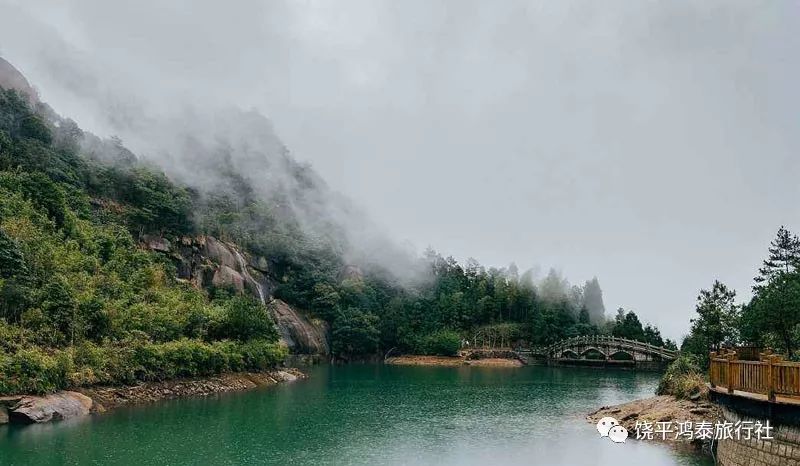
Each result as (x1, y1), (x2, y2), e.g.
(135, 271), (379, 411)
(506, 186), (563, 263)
(0, 364), (711, 465)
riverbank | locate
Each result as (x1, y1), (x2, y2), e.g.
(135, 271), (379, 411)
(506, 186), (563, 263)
(77, 369), (306, 409)
(1, 368), (305, 424)
(385, 355), (523, 367)
(588, 394), (722, 452)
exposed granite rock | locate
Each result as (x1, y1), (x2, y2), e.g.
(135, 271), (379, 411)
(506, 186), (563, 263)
(588, 395), (722, 453)
(339, 264), (363, 282)
(10, 391), (94, 424)
(135, 234), (329, 355)
(0, 57), (38, 104)
(0, 396), (22, 424)
(273, 370), (299, 382)
(212, 264), (246, 292)
(203, 236), (240, 272)
(142, 234), (171, 253)
(271, 299), (329, 355)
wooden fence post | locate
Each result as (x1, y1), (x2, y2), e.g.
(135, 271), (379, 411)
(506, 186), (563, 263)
(709, 352), (717, 388)
(727, 352), (735, 394)
(767, 355), (778, 402)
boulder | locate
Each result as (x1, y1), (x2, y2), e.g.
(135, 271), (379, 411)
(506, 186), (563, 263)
(10, 391), (94, 424)
(270, 299), (330, 355)
(0, 396), (21, 424)
(274, 370), (298, 383)
(203, 236), (240, 272)
(142, 234), (171, 253)
(211, 265), (245, 292)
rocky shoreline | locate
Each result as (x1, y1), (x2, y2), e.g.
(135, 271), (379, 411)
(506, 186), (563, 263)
(0, 368), (305, 425)
(588, 394), (723, 454)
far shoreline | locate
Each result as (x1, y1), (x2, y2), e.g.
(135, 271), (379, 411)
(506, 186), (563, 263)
(385, 354), (524, 367)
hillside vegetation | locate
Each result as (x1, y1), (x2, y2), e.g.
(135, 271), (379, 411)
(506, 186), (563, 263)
(0, 85), (673, 394)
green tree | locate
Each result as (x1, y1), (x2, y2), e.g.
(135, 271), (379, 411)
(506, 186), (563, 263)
(419, 330), (461, 356)
(332, 308), (380, 356)
(582, 277), (606, 323)
(753, 226), (800, 291)
(611, 309), (646, 341)
(643, 323), (665, 347)
(684, 281), (739, 356)
(39, 278), (79, 345)
(214, 296), (279, 342)
(0, 229), (26, 278)
(740, 227), (800, 356)
(745, 271), (800, 356)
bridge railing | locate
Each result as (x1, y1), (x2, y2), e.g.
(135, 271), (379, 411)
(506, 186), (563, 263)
(709, 350), (800, 402)
(542, 335), (678, 358)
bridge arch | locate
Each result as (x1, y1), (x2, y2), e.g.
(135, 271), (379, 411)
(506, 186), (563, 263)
(581, 347), (606, 360)
(608, 350), (634, 361)
(560, 350), (580, 359)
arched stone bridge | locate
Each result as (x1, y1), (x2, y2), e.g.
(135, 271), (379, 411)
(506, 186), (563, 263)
(518, 335), (678, 370)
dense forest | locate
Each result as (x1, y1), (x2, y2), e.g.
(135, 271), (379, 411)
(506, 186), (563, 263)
(681, 226), (800, 365)
(0, 86), (673, 394)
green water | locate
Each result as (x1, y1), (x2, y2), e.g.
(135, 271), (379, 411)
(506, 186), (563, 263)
(0, 365), (711, 465)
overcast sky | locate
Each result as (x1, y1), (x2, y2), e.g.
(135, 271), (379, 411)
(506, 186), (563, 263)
(1, 0), (798, 340)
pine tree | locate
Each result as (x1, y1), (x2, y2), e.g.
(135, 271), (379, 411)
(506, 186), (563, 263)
(582, 277), (606, 323)
(754, 226), (800, 291)
(688, 280), (739, 352)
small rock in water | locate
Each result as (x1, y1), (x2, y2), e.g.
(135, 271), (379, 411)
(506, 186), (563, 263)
(275, 371), (298, 382)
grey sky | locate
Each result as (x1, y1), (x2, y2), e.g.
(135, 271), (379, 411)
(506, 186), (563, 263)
(0, 0), (798, 340)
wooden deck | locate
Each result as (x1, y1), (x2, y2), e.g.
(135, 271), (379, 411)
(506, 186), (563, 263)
(709, 349), (800, 406)
(708, 385), (800, 406)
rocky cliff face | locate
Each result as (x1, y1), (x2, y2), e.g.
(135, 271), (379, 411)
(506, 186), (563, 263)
(0, 57), (38, 103)
(271, 299), (329, 355)
(144, 234), (329, 356)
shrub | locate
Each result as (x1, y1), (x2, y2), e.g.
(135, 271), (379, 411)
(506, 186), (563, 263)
(237, 339), (288, 371)
(418, 330), (462, 356)
(0, 347), (70, 394)
(210, 296), (279, 342)
(657, 354), (707, 399)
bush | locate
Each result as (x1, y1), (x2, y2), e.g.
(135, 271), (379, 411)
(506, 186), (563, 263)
(210, 296), (279, 342)
(418, 330), (462, 356)
(0, 338), (288, 395)
(236, 339), (289, 371)
(0, 347), (70, 394)
(332, 308), (380, 356)
(657, 354), (707, 399)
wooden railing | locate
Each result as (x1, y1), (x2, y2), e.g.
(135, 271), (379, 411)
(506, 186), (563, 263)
(709, 349), (800, 402)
